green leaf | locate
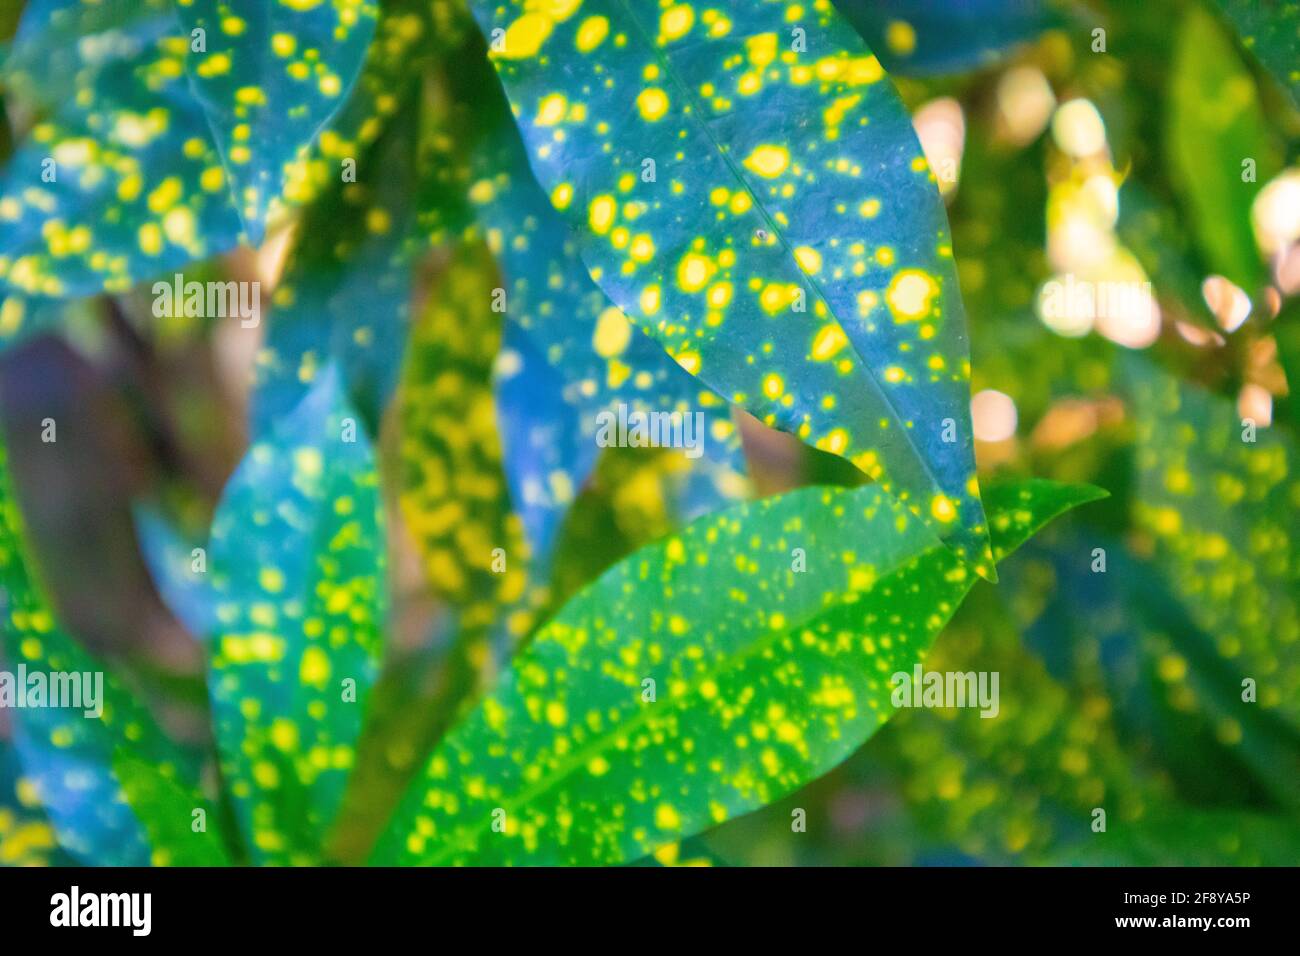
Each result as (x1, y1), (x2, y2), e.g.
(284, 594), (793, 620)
(0, 432), (194, 865)
(372, 478), (1102, 866)
(113, 750), (231, 865)
(0, 9), (242, 297)
(1167, 6), (1282, 293)
(1127, 355), (1300, 737)
(173, 0), (380, 244)
(206, 365), (385, 864)
(469, 0), (993, 576)
(1215, 0), (1300, 109)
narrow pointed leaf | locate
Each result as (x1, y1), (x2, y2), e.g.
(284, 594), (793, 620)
(206, 366), (385, 864)
(469, 0), (992, 574)
(373, 479), (1100, 866)
(173, 0), (379, 243)
(133, 504), (220, 642)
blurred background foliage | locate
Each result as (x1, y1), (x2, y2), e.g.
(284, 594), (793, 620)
(1, 0), (1298, 866)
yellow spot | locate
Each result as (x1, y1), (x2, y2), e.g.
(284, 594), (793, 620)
(886, 20), (917, 56)
(270, 719), (298, 751)
(319, 74), (342, 97)
(271, 33), (296, 57)
(637, 88), (670, 122)
(587, 756), (610, 776)
(811, 324), (848, 361)
(677, 252), (716, 292)
(762, 373), (784, 399)
(500, 14), (553, 59)
(137, 223), (163, 256)
(536, 93), (568, 125)
(794, 246), (822, 275)
(592, 306), (632, 357)
(545, 701), (567, 727)
(629, 233), (655, 262)
(551, 183), (574, 210)
(576, 15), (610, 52)
(660, 5), (695, 42)
(589, 194), (616, 234)
(931, 494), (958, 523)
(886, 269), (940, 322)
(300, 646), (331, 688)
(259, 567), (285, 594)
(744, 145), (790, 179)
(640, 285), (662, 315)
(655, 804), (682, 830)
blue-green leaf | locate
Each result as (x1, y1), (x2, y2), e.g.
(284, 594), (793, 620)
(206, 364), (386, 864)
(1215, 0), (1300, 109)
(469, 0), (993, 575)
(173, 0), (380, 243)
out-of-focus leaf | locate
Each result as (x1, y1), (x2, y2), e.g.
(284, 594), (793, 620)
(133, 504), (218, 642)
(1010, 529), (1300, 811)
(469, 0), (993, 575)
(206, 366), (385, 865)
(0, 9), (241, 297)
(1215, 0), (1300, 109)
(1275, 296), (1300, 436)
(1127, 356), (1300, 737)
(0, 433), (193, 865)
(1167, 6), (1282, 293)
(0, 746), (66, 866)
(251, 104), (424, 437)
(463, 58), (750, 567)
(1044, 806), (1300, 865)
(113, 750), (230, 866)
(834, 0), (1063, 76)
(173, 0), (379, 244)
(372, 480), (1101, 866)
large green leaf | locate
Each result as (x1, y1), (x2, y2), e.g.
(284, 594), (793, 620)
(0, 8), (241, 296)
(1215, 0), (1300, 109)
(1127, 356), (1300, 737)
(0, 431), (194, 865)
(372, 479), (1101, 866)
(469, 0), (993, 576)
(173, 0), (379, 243)
(1167, 6), (1283, 293)
(206, 365), (386, 864)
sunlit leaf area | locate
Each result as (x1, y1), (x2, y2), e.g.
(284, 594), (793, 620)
(0, 0), (1297, 868)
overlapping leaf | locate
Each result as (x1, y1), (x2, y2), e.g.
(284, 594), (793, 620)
(173, 0), (379, 244)
(206, 366), (386, 864)
(372, 479), (1100, 866)
(834, 0), (1063, 75)
(462, 57), (750, 565)
(134, 503), (220, 641)
(1215, 0), (1300, 109)
(1127, 357), (1300, 738)
(470, 0), (993, 575)
(1167, 6), (1283, 294)
(0, 433), (194, 865)
(251, 104), (423, 437)
(0, 4), (241, 297)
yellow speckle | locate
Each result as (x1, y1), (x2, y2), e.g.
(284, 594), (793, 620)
(655, 803), (682, 830)
(762, 373), (785, 399)
(886, 20), (917, 56)
(930, 494), (958, 523)
(300, 646), (330, 688)
(660, 5), (695, 42)
(545, 701), (567, 727)
(592, 306), (632, 357)
(811, 324), (848, 361)
(744, 144), (790, 179)
(271, 33), (296, 57)
(536, 93), (568, 126)
(551, 182), (574, 210)
(677, 252), (716, 292)
(794, 246), (822, 275)
(886, 269), (940, 322)
(500, 14), (553, 59)
(589, 194), (617, 234)
(259, 567), (285, 594)
(576, 15), (610, 52)
(636, 87), (670, 122)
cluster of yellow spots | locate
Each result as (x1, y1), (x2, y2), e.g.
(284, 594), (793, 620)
(497, 0), (586, 59)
